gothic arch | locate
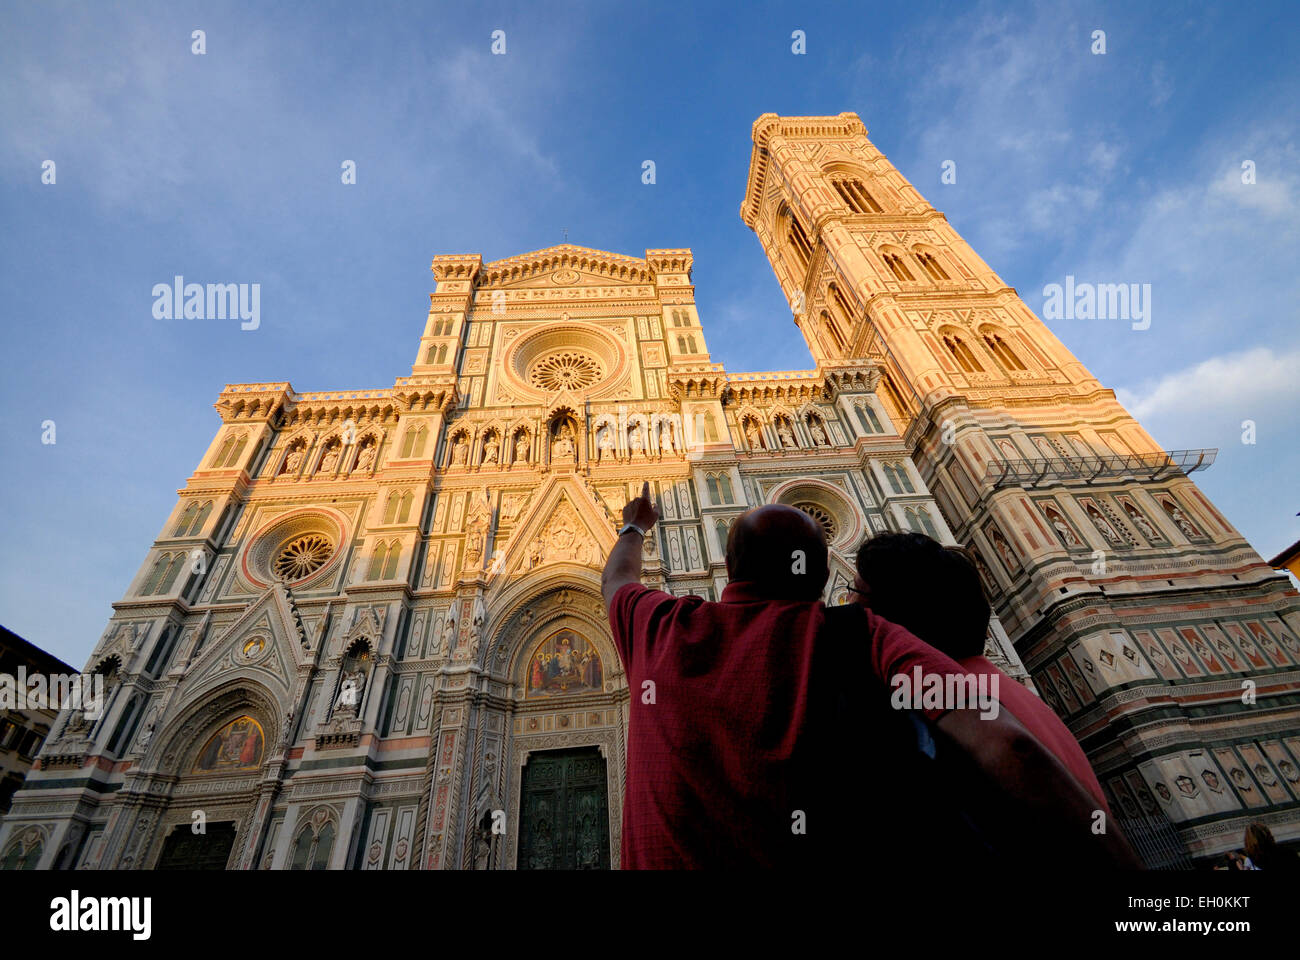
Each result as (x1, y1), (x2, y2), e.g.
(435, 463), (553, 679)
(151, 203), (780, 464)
(149, 677), (283, 775)
(127, 679), (283, 870)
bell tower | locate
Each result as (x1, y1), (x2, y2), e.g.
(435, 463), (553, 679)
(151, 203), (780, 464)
(742, 112), (1300, 863)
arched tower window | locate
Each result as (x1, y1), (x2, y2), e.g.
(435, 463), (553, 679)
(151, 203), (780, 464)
(290, 820), (335, 871)
(212, 436), (235, 467)
(368, 542), (390, 581)
(880, 248), (915, 282)
(831, 177), (883, 214)
(718, 474), (734, 503)
(828, 283), (856, 336)
(779, 203), (814, 274)
(820, 311), (846, 354)
(174, 503), (200, 537)
(913, 248), (951, 282)
(856, 403), (883, 434)
(981, 329), (1027, 371)
(942, 333), (984, 373)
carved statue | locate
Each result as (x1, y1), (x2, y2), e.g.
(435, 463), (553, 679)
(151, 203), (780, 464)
(513, 432), (529, 463)
(809, 418), (829, 446)
(280, 708), (297, 748)
(319, 446), (339, 473)
(528, 538), (545, 568)
(628, 423), (644, 457)
(465, 598), (487, 658)
(657, 418), (677, 455)
(777, 419), (796, 448)
(552, 424), (575, 462)
(991, 531), (1018, 571)
(452, 435), (468, 465)
(335, 668), (367, 715)
(356, 443), (376, 472)
(136, 715), (156, 748)
(483, 435), (499, 464)
(464, 487), (492, 566)
(596, 426), (615, 462)
(1125, 504), (1159, 541)
(1088, 508), (1120, 544)
(744, 420), (763, 450)
(439, 612), (457, 657)
(1163, 502), (1199, 538)
(284, 447), (304, 473)
(1046, 509), (1080, 546)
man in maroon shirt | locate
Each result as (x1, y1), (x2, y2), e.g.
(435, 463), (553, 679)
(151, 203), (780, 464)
(602, 485), (1141, 869)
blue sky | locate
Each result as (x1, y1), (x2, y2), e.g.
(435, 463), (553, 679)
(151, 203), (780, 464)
(2, 1), (1297, 666)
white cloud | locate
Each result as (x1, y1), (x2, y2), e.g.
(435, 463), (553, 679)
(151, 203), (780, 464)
(1117, 347), (1300, 422)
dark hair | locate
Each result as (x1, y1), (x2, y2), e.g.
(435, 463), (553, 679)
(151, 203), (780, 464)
(726, 505), (829, 601)
(853, 532), (990, 658)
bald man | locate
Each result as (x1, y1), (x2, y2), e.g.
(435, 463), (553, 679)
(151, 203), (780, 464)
(603, 485), (1141, 869)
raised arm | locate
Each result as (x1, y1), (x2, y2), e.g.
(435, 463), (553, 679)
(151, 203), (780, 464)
(601, 481), (661, 615)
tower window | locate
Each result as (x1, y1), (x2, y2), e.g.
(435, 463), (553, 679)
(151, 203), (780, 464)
(982, 332), (1027, 371)
(915, 250), (950, 281)
(856, 403), (883, 434)
(782, 206), (814, 273)
(831, 178), (883, 214)
(881, 252), (915, 282)
(821, 311), (846, 354)
(943, 334), (983, 373)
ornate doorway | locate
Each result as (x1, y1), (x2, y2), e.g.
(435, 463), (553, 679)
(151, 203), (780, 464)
(155, 821), (238, 870)
(517, 747), (610, 869)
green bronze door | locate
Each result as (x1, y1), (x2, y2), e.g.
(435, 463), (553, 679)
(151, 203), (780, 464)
(518, 747), (611, 870)
(155, 821), (238, 869)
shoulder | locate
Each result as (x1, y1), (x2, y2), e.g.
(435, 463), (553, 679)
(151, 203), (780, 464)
(610, 582), (695, 620)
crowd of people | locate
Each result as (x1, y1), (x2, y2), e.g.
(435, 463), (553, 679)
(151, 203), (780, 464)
(600, 484), (1295, 870)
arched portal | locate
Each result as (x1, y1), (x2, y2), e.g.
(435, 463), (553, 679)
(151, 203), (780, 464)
(132, 681), (282, 870)
(473, 577), (628, 869)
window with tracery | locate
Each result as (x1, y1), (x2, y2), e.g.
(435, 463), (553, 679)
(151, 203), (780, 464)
(793, 502), (837, 543)
(529, 351), (602, 391)
(274, 533), (334, 581)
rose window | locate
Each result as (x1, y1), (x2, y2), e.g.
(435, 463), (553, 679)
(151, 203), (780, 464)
(794, 502), (837, 543)
(273, 533), (334, 581)
(528, 351), (603, 392)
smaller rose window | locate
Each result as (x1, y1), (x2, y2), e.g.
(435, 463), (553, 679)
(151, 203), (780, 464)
(274, 533), (334, 581)
(528, 351), (603, 392)
(793, 502), (837, 543)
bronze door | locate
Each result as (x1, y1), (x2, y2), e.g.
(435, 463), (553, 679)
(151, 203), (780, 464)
(518, 747), (610, 870)
(155, 821), (238, 870)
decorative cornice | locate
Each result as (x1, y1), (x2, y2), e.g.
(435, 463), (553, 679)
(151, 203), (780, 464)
(741, 112), (868, 228)
(476, 244), (655, 287)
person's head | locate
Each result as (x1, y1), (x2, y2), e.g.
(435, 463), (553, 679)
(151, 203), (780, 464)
(725, 504), (829, 601)
(853, 532), (991, 658)
(1244, 822), (1277, 862)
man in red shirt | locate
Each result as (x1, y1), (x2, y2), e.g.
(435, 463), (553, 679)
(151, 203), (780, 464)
(603, 485), (1140, 869)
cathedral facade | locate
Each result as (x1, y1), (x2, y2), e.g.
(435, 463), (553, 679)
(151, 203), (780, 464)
(2, 113), (1297, 870)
